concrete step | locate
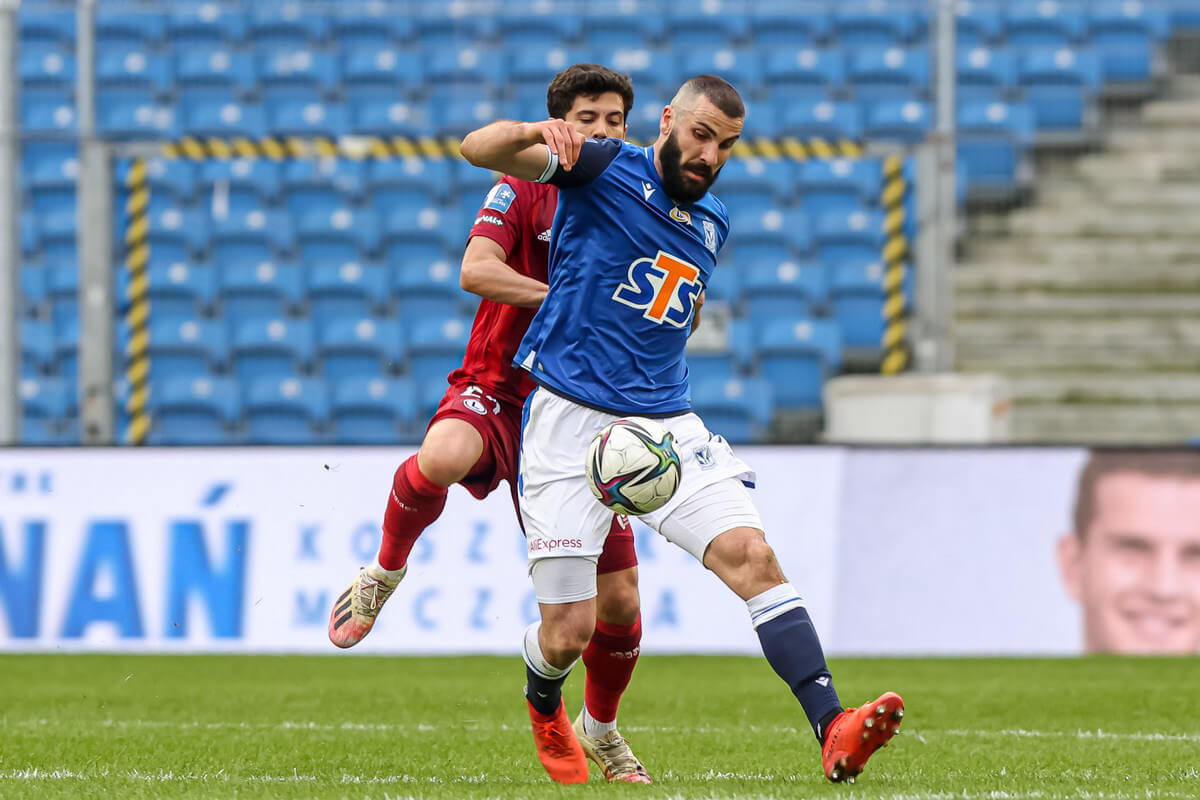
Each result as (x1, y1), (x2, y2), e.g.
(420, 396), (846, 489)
(956, 345), (1200, 372)
(1036, 183), (1200, 210)
(967, 239), (1200, 267)
(955, 292), (1200, 318)
(1007, 374), (1200, 404)
(1073, 152), (1200, 183)
(955, 316), (1200, 344)
(1141, 98), (1200, 128)
(1105, 128), (1200, 154)
(953, 263), (1200, 293)
(1010, 402), (1200, 444)
(1007, 208), (1200, 238)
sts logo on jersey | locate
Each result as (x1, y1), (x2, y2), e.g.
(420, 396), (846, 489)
(483, 183), (516, 213)
(612, 250), (702, 328)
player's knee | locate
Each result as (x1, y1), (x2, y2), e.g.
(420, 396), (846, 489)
(541, 615), (594, 664)
(596, 570), (640, 626)
(706, 528), (784, 589)
(417, 422), (484, 486)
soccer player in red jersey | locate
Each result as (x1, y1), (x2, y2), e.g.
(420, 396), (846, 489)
(328, 65), (666, 784)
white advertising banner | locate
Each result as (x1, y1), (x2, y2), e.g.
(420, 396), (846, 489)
(4, 446), (1196, 655)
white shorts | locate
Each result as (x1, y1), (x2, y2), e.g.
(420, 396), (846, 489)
(518, 388), (761, 566)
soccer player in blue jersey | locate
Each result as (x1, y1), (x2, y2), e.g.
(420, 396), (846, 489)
(461, 75), (905, 785)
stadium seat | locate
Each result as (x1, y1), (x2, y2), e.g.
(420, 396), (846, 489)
(283, 158), (366, 201)
(729, 208), (811, 253)
(742, 260), (827, 318)
(267, 97), (349, 138)
(423, 45), (504, 86)
(96, 9), (167, 45)
(331, 377), (419, 444)
(297, 208), (382, 269)
(678, 48), (764, 91)
(21, 90), (77, 136)
(96, 90), (177, 139)
(753, 317), (842, 410)
(957, 46), (1018, 101)
(175, 46), (254, 91)
(957, 101), (1035, 199)
(508, 45), (587, 88)
(332, 4), (415, 46)
(412, 9), (497, 48)
(146, 376), (242, 445)
(316, 316), (406, 381)
(19, 44), (75, 91)
(19, 264), (47, 317)
(244, 376), (329, 444)
(96, 47), (172, 92)
(704, 262), (742, 308)
(863, 99), (932, 144)
(796, 158), (883, 217)
(433, 94), (503, 138)
(248, 5), (331, 45)
(342, 45), (423, 88)
(198, 159), (283, 205)
(777, 100), (862, 142)
(955, 0), (1006, 45)
(665, 4), (749, 48)
(385, 204), (461, 252)
(147, 206), (210, 257)
(23, 142), (77, 192)
(763, 48), (845, 97)
(54, 313), (79, 379)
(20, 377), (74, 444)
(367, 158), (455, 203)
(748, 5), (832, 46)
(406, 316), (471, 385)
(181, 98), (268, 139)
(144, 316), (229, 380)
(231, 316), (315, 380)
(167, 6), (248, 43)
(347, 89), (427, 137)
(255, 47), (340, 91)
(847, 46), (930, 102)
(393, 256), (464, 318)
(1017, 48), (1102, 131)
(829, 261), (890, 350)
(716, 156), (794, 203)
(218, 260), (305, 320)
(142, 157), (199, 203)
(308, 261), (391, 327)
(46, 259), (78, 331)
(626, 90), (671, 142)
(139, 261), (218, 319)
(834, 0), (924, 46)
(1006, 0), (1088, 48)
(690, 377), (774, 444)
(1089, 2), (1162, 83)
(20, 320), (54, 377)
(496, 10), (583, 44)
(19, 7), (76, 46)
(211, 208), (295, 256)
(590, 46), (674, 94)
(813, 209), (886, 265)
(579, 3), (665, 47)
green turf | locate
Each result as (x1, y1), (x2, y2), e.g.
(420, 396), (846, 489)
(0, 654), (1196, 799)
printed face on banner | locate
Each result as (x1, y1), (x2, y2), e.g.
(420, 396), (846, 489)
(1059, 471), (1200, 655)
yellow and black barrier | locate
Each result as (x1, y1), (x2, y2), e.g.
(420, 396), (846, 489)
(879, 154), (910, 375)
(123, 160), (152, 445)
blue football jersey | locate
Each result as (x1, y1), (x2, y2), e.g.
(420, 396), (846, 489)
(514, 139), (730, 415)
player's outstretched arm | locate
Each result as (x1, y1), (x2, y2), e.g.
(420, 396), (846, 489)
(460, 236), (548, 308)
(460, 120), (584, 182)
(690, 288), (706, 335)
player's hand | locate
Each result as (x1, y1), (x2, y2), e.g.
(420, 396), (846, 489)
(532, 119), (584, 171)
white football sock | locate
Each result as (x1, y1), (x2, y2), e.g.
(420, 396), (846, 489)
(522, 622), (574, 679)
(581, 704), (617, 739)
(369, 555), (407, 583)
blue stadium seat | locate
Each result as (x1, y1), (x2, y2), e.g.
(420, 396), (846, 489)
(1017, 48), (1102, 130)
(231, 317), (315, 380)
(181, 98), (267, 138)
(393, 257), (464, 318)
(297, 207), (382, 265)
(704, 261), (742, 307)
(796, 158), (883, 217)
(175, 46), (254, 91)
(763, 48), (845, 97)
(406, 316), (471, 385)
(579, 3), (665, 47)
(255, 47), (339, 91)
(742, 260), (827, 318)
(331, 377), (419, 444)
(249, 5), (331, 45)
(690, 377), (773, 444)
(20, 320), (54, 377)
(754, 317), (842, 410)
(40, 201), (76, 254)
(957, 101), (1035, 197)
(47, 260), (78, 331)
(626, 90), (670, 142)
(139, 261), (218, 319)
(957, 46), (1018, 101)
(412, 9), (497, 48)
(729, 208), (810, 252)
(308, 261), (391, 326)
(219, 260), (305, 320)
(778, 99), (862, 141)
(342, 45), (422, 88)
(847, 46), (930, 101)
(423, 45), (504, 86)
(267, 97), (349, 138)
(834, 0), (925, 46)
(54, 313), (79, 378)
(508, 45), (587, 88)
(367, 158), (456, 203)
(198, 159), (283, 205)
(955, 0), (1006, 45)
(283, 158), (366, 199)
(146, 376), (241, 445)
(433, 94), (503, 138)
(20, 376), (72, 423)
(166, 6), (248, 43)
(20, 264), (48, 316)
(666, 4), (749, 48)
(347, 90), (427, 137)
(96, 47), (172, 91)
(829, 260), (889, 350)
(590, 46), (674, 94)
(1090, 2), (1161, 83)
(748, 5), (832, 46)
(317, 316), (405, 381)
(19, 7), (76, 46)
(96, 90), (177, 139)
(20, 212), (37, 257)
(21, 90), (77, 135)
(679, 48), (764, 91)
(686, 352), (740, 385)
(211, 208), (295, 255)
(813, 209), (886, 265)
(96, 10), (167, 45)
(145, 316), (229, 380)
(24, 143), (77, 191)
(245, 376), (328, 444)
(148, 206), (211, 256)
(332, 4), (415, 46)
(717, 157), (795, 204)
(385, 204), (461, 251)
(1006, 0), (1088, 48)
(496, 10), (583, 44)
(19, 44), (75, 90)
(863, 99), (932, 144)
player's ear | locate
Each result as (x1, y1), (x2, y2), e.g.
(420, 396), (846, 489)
(1057, 533), (1084, 603)
(660, 105), (673, 138)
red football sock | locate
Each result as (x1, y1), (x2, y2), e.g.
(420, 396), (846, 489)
(377, 455), (448, 571)
(582, 615), (642, 723)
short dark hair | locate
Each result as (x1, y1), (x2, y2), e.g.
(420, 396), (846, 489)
(1073, 448), (1200, 538)
(546, 63), (634, 120)
(679, 74), (745, 120)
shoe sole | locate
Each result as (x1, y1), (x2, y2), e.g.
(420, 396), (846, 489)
(829, 692), (905, 783)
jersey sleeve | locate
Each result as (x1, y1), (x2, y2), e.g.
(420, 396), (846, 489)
(468, 179), (523, 257)
(538, 137), (623, 189)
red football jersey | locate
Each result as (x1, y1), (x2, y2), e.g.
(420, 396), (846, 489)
(447, 177), (557, 405)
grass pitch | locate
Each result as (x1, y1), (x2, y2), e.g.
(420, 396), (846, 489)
(0, 654), (1196, 799)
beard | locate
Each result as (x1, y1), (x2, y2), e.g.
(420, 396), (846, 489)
(659, 129), (718, 204)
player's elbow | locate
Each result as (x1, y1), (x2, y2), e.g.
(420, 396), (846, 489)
(459, 257), (484, 293)
(459, 132), (485, 167)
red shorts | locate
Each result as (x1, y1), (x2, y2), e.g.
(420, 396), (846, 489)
(428, 379), (636, 575)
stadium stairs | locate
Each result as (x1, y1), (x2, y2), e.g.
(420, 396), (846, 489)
(954, 66), (1200, 443)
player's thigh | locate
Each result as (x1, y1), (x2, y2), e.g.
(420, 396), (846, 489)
(417, 417), (485, 486)
(653, 476), (764, 564)
(521, 474), (613, 561)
